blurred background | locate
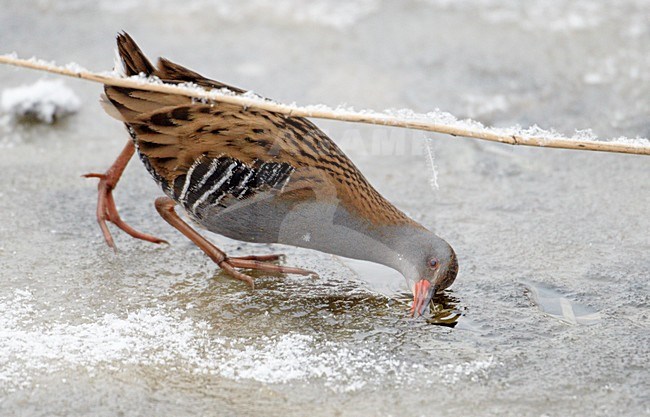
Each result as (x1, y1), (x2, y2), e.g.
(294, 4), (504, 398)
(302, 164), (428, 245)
(1, 1), (648, 416)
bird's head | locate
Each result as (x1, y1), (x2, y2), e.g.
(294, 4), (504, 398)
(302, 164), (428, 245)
(399, 233), (458, 317)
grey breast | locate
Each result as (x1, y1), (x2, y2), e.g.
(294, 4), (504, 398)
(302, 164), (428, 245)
(188, 158), (401, 268)
(153, 154), (402, 268)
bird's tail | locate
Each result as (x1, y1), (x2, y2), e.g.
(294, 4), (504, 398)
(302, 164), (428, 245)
(102, 32), (248, 123)
(101, 32), (191, 122)
(114, 31), (245, 92)
(116, 32), (156, 77)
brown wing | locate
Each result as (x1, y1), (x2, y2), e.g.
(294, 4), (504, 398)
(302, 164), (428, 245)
(103, 32), (415, 226)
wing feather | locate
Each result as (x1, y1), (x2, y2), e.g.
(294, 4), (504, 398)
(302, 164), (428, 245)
(102, 32), (414, 225)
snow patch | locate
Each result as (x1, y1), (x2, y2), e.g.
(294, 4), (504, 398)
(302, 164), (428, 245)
(0, 79), (81, 123)
(439, 357), (495, 384)
(0, 288), (495, 392)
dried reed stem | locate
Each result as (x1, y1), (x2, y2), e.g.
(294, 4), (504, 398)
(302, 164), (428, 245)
(1, 54), (648, 156)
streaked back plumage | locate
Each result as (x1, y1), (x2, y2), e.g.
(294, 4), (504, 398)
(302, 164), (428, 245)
(103, 32), (416, 228)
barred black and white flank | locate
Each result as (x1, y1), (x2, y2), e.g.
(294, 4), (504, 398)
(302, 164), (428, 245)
(173, 156), (295, 218)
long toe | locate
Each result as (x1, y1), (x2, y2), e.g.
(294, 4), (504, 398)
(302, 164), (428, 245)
(227, 258), (316, 276)
(230, 254), (285, 262)
(219, 261), (255, 288)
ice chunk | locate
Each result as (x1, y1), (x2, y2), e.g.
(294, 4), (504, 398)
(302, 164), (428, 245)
(523, 280), (601, 325)
(0, 79), (81, 123)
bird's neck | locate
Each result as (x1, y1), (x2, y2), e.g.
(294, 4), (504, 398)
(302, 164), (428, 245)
(278, 202), (428, 278)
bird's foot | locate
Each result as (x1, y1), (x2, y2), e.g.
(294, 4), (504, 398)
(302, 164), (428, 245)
(230, 254), (284, 262)
(154, 196), (316, 288)
(227, 255), (316, 277)
(84, 171), (168, 249)
(217, 255), (317, 289)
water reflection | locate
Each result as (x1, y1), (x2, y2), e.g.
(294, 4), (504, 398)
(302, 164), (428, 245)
(167, 270), (464, 332)
(395, 291), (464, 327)
(427, 292), (463, 327)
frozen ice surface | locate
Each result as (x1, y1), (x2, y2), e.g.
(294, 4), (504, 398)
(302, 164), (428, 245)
(0, 288), (492, 393)
(39, 0), (379, 29)
(1, 0), (649, 416)
(0, 79), (81, 123)
(418, 0), (627, 32)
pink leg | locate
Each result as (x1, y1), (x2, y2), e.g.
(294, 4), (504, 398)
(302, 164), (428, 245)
(154, 197), (316, 288)
(84, 141), (167, 249)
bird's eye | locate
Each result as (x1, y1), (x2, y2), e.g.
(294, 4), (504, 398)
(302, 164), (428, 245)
(428, 258), (439, 269)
